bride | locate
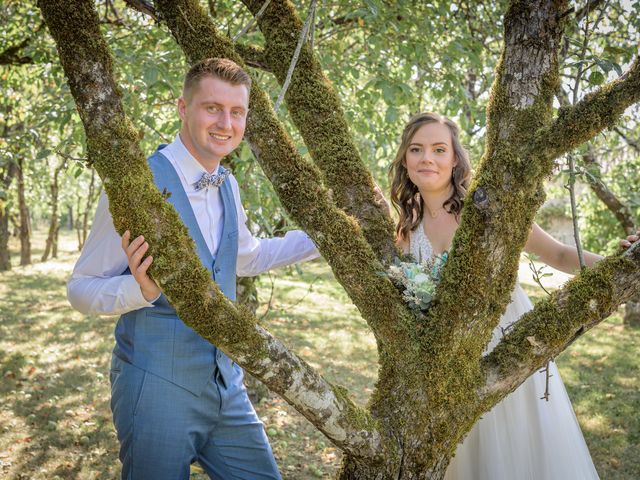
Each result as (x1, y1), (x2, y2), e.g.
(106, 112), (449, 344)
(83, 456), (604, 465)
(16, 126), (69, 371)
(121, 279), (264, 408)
(389, 112), (603, 479)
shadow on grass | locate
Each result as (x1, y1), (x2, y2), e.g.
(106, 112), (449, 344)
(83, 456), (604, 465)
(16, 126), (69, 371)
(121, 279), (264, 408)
(257, 261), (378, 406)
(1, 235), (639, 479)
(557, 316), (640, 480)
(1, 258), (118, 480)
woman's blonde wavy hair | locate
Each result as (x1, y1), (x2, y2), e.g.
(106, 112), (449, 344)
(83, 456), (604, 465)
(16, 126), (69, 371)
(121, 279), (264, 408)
(389, 112), (472, 241)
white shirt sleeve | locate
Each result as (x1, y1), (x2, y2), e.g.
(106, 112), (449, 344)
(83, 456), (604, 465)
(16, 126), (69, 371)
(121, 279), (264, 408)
(67, 191), (156, 316)
(230, 176), (320, 277)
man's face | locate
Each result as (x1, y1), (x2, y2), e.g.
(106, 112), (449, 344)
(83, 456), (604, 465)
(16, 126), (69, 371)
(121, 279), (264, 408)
(178, 76), (249, 169)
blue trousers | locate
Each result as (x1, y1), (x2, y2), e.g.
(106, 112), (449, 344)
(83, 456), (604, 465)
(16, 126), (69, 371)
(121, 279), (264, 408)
(109, 354), (281, 480)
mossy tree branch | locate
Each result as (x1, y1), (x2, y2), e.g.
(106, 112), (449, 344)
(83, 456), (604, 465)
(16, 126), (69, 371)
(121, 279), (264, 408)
(37, 0), (384, 459)
(481, 241), (640, 400)
(233, 43), (269, 71)
(240, 0), (398, 264)
(153, 0), (416, 350)
(443, 0), (640, 429)
(426, 0), (567, 364)
(539, 55), (640, 161)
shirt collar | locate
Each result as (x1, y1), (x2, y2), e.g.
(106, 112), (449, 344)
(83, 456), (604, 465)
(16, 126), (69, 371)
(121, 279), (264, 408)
(165, 134), (219, 188)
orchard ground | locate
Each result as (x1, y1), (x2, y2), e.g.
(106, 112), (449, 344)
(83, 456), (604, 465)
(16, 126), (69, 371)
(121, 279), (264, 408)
(0, 229), (638, 479)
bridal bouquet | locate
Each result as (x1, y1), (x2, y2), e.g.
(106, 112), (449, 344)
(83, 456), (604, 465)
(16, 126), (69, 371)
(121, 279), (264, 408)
(386, 252), (448, 312)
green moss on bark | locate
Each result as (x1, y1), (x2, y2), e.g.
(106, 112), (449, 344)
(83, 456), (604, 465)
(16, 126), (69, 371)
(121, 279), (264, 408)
(240, 0), (397, 263)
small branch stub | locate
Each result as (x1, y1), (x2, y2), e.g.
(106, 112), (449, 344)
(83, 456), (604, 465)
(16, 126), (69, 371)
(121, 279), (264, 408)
(473, 186), (489, 210)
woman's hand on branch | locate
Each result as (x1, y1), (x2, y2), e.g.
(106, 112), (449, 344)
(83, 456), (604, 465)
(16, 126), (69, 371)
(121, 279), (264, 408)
(620, 231), (640, 250)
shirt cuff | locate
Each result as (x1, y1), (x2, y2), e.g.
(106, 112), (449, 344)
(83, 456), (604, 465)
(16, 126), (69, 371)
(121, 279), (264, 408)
(302, 232), (321, 261)
(120, 275), (158, 310)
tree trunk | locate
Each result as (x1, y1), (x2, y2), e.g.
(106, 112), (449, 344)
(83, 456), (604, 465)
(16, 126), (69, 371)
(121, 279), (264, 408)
(0, 161), (18, 271)
(75, 196), (82, 251)
(52, 223), (60, 257)
(17, 158), (31, 266)
(0, 207), (11, 271)
(41, 192), (58, 261)
(67, 203), (73, 230)
(41, 159), (64, 262)
(75, 168), (98, 251)
(82, 168), (98, 250)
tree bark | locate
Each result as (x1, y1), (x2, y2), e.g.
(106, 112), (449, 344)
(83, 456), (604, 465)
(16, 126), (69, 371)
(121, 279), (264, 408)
(556, 61), (640, 333)
(17, 158), (31, 266)
(0, 208), (10, 271)
(154, 0), (416, 348)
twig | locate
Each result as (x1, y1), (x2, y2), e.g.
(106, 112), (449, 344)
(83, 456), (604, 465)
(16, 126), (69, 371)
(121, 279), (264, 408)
(286, 274), (320, 310)
(178, 5), (196, 33)
(525, 253), (553, 296)
(274, 0), (317, 112)
(571, 0), (609, 104)
(233, 0), (272, 42)
(55, 151), (87, 164)
(571, 2), (590, 104)
(107, 0), (122, 22)
(310, 0), (316, 50)
(564, 0), (608, 271)
(614, 126), (640, 153)
(141, 119), (171, 143)
(566, 153), (587, 270)
(539, 361), (554, 402)
(259, 272), (277, 320)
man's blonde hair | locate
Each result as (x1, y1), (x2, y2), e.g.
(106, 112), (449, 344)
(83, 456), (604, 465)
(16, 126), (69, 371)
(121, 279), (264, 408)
(183, 58), (251, 101)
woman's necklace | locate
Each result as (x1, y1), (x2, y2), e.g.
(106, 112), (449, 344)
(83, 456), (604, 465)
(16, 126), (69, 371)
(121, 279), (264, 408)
(425, 205), (446, 218)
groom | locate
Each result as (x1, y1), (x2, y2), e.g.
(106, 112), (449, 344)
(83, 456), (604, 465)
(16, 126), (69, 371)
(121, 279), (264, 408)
(67, 58), (318, 479)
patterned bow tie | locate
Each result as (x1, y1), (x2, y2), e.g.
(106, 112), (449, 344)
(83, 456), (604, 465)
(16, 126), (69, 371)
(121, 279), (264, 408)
(193, 170), (230, 191)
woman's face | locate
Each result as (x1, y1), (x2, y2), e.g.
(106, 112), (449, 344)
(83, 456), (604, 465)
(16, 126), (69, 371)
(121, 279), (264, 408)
(405, 122), (456, 195)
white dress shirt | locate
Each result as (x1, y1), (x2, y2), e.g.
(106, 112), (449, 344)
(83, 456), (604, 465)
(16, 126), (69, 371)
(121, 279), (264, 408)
(68, 135), (319, 316)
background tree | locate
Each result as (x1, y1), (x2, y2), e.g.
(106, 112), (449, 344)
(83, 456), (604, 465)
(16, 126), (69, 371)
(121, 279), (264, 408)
(0, 157), (17, 271)
(16, 157), (31, 266)
(23, 0), (640, 478)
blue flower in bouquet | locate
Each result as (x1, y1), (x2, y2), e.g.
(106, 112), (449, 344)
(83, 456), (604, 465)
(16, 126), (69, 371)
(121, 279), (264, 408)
(387, 252), (449, 313)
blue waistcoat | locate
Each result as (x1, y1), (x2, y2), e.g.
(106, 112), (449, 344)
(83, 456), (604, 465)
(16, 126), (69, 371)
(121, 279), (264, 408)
(113, 147), (241, 396)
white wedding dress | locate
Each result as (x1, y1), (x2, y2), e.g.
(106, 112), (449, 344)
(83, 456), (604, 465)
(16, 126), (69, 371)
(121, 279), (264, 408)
(409, 224), (600, 480)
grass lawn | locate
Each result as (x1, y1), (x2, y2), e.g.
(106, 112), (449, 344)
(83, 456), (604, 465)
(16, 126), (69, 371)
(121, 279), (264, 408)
(0, 229), (638, 479)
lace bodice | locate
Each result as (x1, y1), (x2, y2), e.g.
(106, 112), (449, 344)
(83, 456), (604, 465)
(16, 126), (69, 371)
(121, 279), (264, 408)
(409, 222), (434, 263)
